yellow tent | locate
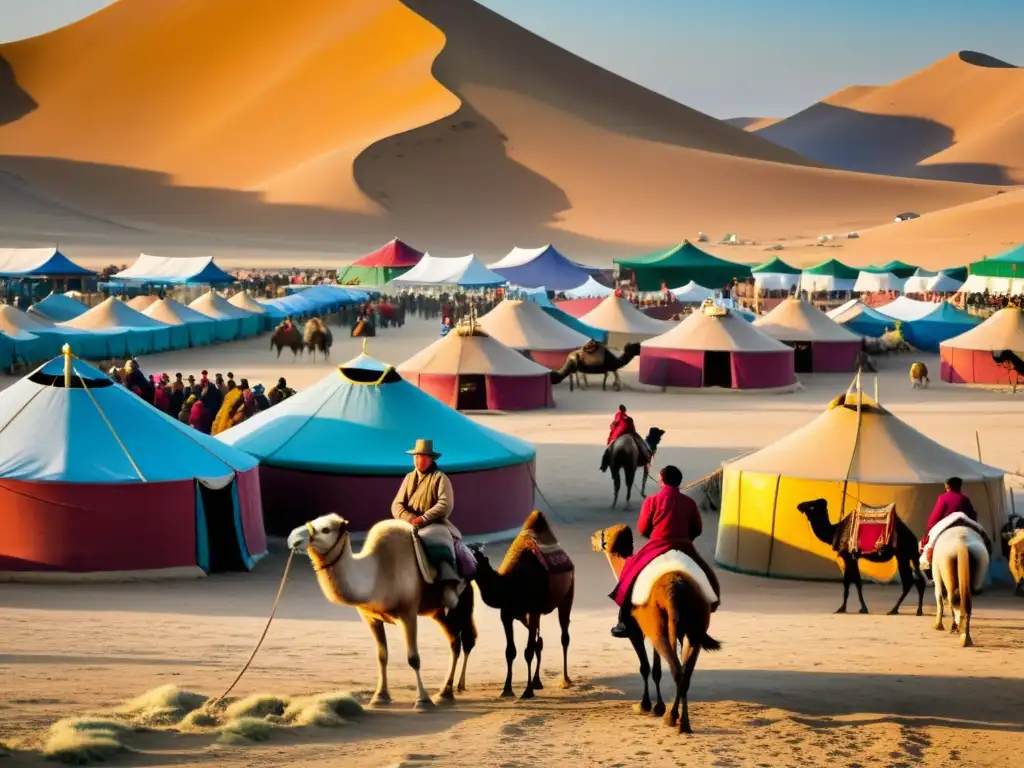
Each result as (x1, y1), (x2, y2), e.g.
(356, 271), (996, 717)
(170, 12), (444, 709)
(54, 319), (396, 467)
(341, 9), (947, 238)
(715, 392), (1007, 582)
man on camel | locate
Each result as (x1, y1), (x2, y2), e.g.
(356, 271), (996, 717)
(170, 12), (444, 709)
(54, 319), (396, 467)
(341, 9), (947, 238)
(391, 439), (473, 610)
(919, 476), (979, 578)
(601, 404), (651, 472)
(609, 465), (721, 638)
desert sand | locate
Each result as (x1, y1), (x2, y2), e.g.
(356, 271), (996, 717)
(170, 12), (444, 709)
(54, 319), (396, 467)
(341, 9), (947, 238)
(0, 1), (1011, 266)
(0, 316), (1022, 767)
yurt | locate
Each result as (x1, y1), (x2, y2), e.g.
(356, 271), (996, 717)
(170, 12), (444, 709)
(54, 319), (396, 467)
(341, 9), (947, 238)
(189, 290), (261, 341)
(144, 298), (218, 347)
(228, 291), (273, 331)
(126, 295), (160, 312)
(827, 299), (894, 338)
(398, 324), (554, 411)
(940, 306), (1024, 386)
(0, 305), (115, 361)
(0, 353), (266, 579)
(28, 292), (88, 323)
(876, 296), (981, 352)
(478, 299), (591, 369)
(640, 302), (796, 390)
(753, 299), (861, 373)
(578, 295), (674, 347)
(218, 353), (536, 538)
(60, 296), (180, 355)
(715, 391), (1007, 582)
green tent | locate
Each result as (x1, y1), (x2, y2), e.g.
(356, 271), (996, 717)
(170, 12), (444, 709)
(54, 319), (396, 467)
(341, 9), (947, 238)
(337, 238), (423, 286)
(968, 244), (1024, 279)
(802, 258), (859, 280)
(880, 260), (918, 278)
(614, 240), (752, 290)
(752, 257), (800, 274)
(941, 266), (968, 282)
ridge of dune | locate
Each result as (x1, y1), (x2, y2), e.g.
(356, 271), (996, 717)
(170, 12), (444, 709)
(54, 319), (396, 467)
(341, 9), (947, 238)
(724, 116), (780, 131)
(755, 50), (1024, 184)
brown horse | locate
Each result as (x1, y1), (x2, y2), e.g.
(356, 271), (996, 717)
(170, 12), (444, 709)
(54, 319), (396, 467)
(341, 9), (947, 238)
(470, 511), (574, 699)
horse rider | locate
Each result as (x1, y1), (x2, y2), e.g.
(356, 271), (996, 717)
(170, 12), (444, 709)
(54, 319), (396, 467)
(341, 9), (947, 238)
(609, 465), (721, 638)
(601, 404), (650, 472)
(391, 439), (469, 610)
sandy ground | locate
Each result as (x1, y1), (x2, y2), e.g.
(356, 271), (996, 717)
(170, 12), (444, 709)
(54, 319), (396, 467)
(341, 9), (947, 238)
(0, 316), (1022, 767)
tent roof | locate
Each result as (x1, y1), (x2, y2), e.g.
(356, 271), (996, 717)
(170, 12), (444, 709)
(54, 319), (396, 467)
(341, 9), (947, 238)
(801, 258), (859, 279)
(352, 239), (424, 268)
(941, 306), (1024, 351)
(642, 304), (790, 352)
(0, 304), (57, 334)
(143, 297), (216, 326)
(125, 295), (159, 311)
(28, 293), (88, 322)
(751, 257), (801, 275)
(189, 289), (257, 319)
(478, 299), (591, 350)
(968, 243), (1024, 278)
(670, 281), (716, 302)
(563, 276), (614, 299)
(227, 291), (269, 314)
(727, 393), (1003, 484)
(853, 271), (906, 293)
(489, 245), (592, 291)
(217, 354), (536, 474)
(112, 254), (234, 285)
(616, 240), (750, 272)
(877, 296), (958, 322)
(391, 253), (506, 287)
(0, 247), (94, 278)
(826, 299), (893, 327)
(754, 299), (860, 343)
(0, 356), (257, 482)
(579, 296), (674, 336)
(399, 326), (551, 377)
(59, 296), (170, 330)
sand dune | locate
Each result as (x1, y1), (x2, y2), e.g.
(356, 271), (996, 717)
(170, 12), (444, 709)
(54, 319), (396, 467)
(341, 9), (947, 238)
(0, 3), (1006, 262)
(723, 116), (779, 131)
(756, 52), (1024, 185)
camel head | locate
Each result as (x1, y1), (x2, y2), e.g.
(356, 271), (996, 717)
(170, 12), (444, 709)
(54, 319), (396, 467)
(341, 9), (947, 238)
(621, 342), (641, 362)
(467, 543), (491, 569)
(590, 524), (634, 559)
(287, 513), (349, 559)
(645, 427), (666, 451)
(796, 499), (828, 521)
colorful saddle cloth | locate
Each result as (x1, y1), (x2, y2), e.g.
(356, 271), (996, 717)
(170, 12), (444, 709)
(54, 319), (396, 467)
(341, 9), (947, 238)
(504, 530), (574, 575)
(834, 503), (897, 555)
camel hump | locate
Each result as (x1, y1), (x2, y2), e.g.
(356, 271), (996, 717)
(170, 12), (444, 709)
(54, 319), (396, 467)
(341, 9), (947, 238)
(522, 510), (557, 545)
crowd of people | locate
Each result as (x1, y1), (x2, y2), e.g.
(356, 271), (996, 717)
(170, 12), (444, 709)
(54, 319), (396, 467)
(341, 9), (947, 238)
(110, 360), (297, 435)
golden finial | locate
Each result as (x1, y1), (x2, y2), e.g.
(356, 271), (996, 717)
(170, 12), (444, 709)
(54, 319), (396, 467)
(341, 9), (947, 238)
(62, 343), (72, 388)
(362, 338), (368, 355)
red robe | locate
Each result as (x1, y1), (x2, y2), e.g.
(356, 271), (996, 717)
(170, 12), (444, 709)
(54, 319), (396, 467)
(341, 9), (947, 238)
(607, 411), (634, 445)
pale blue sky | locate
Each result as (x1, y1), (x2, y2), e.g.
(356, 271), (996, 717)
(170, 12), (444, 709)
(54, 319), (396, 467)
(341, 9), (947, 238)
(1, 0), (1021, 117)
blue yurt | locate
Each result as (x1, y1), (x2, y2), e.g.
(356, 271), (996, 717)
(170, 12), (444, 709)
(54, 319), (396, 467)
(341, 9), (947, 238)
(0, 352), (267, 579)
(827, 299), (896, 338)
(876, 297), (982, 352)
(218, 352), (536, 538)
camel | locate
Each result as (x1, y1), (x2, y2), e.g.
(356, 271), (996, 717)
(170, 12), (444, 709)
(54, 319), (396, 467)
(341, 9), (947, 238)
(270, 321), (303, 359)
(797, 499), (924, 615)
(287, 514), (477, 709)
(591, 525), (720, 734)
(303, 317), (333, 362)
(1009, 530), (1024, 596)
(469, 511), (574, 699)
(550, 342), (641, 392)
(606, 427), (665, 509)
(909, 361), (929, 388)
(931, 525), (990, 647)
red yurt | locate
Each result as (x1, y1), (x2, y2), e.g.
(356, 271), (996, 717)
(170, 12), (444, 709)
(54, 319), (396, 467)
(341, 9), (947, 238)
(940, 306), (1024, 386)
(398, 324), (554, 410)
(753, 298), (861, 373)
(0, 353), (266, 579)
(640, 302), (796, 389)
(477, 298), (591, 369)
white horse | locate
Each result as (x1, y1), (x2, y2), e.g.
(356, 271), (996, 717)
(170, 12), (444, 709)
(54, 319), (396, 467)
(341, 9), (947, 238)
(931, 525), (989, 647)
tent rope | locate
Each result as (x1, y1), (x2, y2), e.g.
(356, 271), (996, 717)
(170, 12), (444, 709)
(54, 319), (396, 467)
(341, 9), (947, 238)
(838, 368), (865, 523)
(77, 363), (147, 482)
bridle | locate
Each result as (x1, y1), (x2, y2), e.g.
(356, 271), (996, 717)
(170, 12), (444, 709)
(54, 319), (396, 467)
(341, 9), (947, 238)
(305, 521), (347, 571)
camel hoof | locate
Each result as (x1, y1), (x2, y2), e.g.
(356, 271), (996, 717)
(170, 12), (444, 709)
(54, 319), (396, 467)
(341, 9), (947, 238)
(680, 722), (693, 735)
(949, 624), (959, 635)
(433, 691), (456, 707)
(520, 688), (535, 700)
(652, 702), (666, 717)
(369, 694), (392, 708)
(916, 608), (924, 617)
(633, 701), (652, 714)
(559, 678), (573, 689)
(499, 689), (515, 699)
(932, 622), (944, 631)
(532, 680), (544, 690)
(663, 712), (678, 727)
(887, 608), (899, 616)
(961, 634), (973, 648)
(456, 683), (467, 694)
(414, 698), (435, 711)
(834, 606), (847, 614)
(858, 607), (869, 614)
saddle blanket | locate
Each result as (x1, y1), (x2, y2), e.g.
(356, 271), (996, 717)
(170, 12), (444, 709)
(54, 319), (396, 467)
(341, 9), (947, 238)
(412, 524), (472, 584)
(520, 532), (574, 574)
(631, 550), (718, 607)
(920, 512), (990, 570)
(837, 503), (897, 555)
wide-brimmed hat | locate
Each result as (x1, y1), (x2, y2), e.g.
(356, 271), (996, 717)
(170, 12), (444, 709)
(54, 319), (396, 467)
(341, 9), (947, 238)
(406, 439), (441, 459)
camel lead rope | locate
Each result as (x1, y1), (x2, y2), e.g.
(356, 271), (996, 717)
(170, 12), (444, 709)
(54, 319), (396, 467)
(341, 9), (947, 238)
(206, 547), (296, 709)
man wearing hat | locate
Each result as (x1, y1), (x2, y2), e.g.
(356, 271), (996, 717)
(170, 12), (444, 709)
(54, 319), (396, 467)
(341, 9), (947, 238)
(391, 439), (465, 610)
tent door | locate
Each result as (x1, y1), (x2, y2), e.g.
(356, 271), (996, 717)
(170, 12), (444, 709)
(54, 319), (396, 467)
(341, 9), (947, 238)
(199, 482), (247, 573)
(703, 352), (733, 388)
(456, 375), (488, 410)
(791, 342), (814, 373)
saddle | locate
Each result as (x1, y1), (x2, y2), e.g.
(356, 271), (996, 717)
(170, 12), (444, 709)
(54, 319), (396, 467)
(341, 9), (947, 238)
(834, 503), (897, 555)
(505, 531), (574, 575)
(580, 341), (605, 368)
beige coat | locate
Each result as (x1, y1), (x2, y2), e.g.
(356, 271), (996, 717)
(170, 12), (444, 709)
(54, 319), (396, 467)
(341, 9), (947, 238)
(391, 469), (462, 538)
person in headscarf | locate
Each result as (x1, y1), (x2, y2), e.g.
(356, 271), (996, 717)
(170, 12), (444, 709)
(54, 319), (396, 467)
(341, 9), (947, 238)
(211, 388), (244, 435)
(179, 394), (196, 424)
(200, 379), (222, 414)
(189, 397), (211, 433)
(153, 382), (170, 414)
(252, 383), (270, 411)
(235, 389), (258, 425)
(268, 377), (292, 406)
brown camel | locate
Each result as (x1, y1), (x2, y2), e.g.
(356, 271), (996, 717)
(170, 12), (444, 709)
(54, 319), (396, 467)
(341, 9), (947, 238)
(591, 525), (720, 734)
(797, 498), (924, 615)
(303, 317), (333, 362)
(550, 342), (641, 391)
(287, 514), (477, 708)
(469, 511), (574, 699)
(270, 321), (303, 359)
(1006, 529), (1024, 597)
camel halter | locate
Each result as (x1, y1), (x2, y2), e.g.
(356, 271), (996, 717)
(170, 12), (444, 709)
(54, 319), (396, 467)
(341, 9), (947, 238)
(307, 521), (347, 571)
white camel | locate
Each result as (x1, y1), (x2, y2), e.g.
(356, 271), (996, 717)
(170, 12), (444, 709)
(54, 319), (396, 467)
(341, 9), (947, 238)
(287, 514), (476, 708)
(931, 526), (990, 648)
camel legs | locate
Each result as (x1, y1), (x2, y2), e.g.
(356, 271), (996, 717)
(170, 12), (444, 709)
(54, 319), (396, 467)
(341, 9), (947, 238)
(674, 641), (702, 735)
(558, 579), (574, 689)
(530, 630), (544, 691)
(627, 630), (654, 714)
(364, 616), (391, 706)
(611, 371), (623, 392)
(499, 610), (517, 698)
(837, 554), (869, 614)
(521, 613), (541, 699)
(888, 557), (924, 616)
(611, 467), (621, 509)
(932, 574), (946, 631)
(396, 615), (432, 709)
(433, 612), (462, 702)
(623, 463), (637, 509)
(956, 548), (974, 648)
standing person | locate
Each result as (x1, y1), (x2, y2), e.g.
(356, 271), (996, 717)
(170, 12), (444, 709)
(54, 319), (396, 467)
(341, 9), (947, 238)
(608, 465), (721, 638)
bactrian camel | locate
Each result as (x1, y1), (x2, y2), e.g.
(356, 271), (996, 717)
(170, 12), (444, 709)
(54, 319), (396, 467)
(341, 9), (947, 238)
(591, 525), (721, 734)
(931, 525), (990, 647)
(270, 321), (303, 359)
(303, 317), (333, 362)
(288, 514), (477, 709)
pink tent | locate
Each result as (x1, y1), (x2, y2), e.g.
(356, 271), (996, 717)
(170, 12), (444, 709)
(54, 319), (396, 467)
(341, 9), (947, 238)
(398, 325), (554, 410)
(640, 303), (795, 389)
(753, 298), (861, 373)
(940, 307), (1024, 386)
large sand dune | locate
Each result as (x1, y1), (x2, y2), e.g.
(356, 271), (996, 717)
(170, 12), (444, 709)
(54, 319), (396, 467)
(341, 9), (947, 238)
(0, 2), (1004, 262)
(756, 52), (1024, 185)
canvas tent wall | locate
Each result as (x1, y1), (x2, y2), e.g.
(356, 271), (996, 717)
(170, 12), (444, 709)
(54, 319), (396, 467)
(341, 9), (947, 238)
(753, 299), (861, 373)
(876, 297), (981, 352)
(0, 326), (47, 370)
(670, 281), (716, 304)
(59, 297), (181, 355)
(0, 305), (116, 361)
(0, 247), (94, 278)
(853, 270), (906, 293)
(715, 393), (1006, 582)
(751, 257), (801, 292)
(489, 245), (592, 291)
(640, 303), (796, 390)
(940, 306), (1024, 386)
(578, 295), (674, 347)
(615, 240), (752, 291)
(338, 238), (423, 285)
(478, 299), (592, 369)
(0, 355), (266, 578)
(112, 254), (234, 285)
(968, 245), (1024, 282)
(28, 292), (89, 323)
(398, 326), (554, 411)
(189, 290), (260, 340)
(390, 253), (506, 288)
(218, 354), (536, 538)
(826, 299), (894, 338)
(799, 258), (858, 293)
(144, 298), (217, 347)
